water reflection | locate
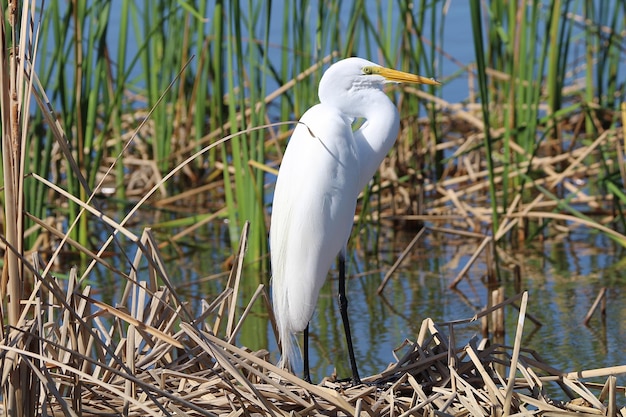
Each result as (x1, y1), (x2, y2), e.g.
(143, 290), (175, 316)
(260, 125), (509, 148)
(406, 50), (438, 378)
(265, 225), (626, 388)
(126, 219), (625, 393)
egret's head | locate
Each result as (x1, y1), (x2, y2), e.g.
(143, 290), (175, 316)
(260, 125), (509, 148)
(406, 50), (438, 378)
(318, 57), (440, 115)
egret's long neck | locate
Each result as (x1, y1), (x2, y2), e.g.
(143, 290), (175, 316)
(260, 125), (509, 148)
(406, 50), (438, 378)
(354, 94), (400, 191)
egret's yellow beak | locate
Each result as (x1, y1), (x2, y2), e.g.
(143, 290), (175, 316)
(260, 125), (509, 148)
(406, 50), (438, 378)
(373, 66), (441, 86)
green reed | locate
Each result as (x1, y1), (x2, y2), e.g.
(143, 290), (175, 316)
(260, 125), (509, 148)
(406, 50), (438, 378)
(470, 0), (499, 233)
(33, 1), (110, 247)
(26, 0), (440, 255)
(468, 0), (625, 243)
(584, 0), (626, 227)
(10, 0), (626, 276)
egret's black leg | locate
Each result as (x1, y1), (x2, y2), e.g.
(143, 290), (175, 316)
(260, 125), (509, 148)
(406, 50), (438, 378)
(338, 253), (361, 385)
(303, 324), (311, 383)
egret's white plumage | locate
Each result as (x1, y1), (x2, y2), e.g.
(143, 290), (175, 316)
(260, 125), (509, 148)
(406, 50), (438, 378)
(270, 57), (440, 376)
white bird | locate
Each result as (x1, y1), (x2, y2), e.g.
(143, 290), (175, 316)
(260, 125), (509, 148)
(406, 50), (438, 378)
(270, 57), (440, 384)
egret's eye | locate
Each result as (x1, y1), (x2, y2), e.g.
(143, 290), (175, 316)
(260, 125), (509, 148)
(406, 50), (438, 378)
(362, 66), (374, 75)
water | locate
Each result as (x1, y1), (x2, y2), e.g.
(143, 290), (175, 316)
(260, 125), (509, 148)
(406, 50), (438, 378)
(141, 216), (626, 398)
(261, 225), (626, 386)
(90, 0), (626, 401)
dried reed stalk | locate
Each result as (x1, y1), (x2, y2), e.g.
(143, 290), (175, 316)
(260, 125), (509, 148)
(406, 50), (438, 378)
(2, 236), (624, 416)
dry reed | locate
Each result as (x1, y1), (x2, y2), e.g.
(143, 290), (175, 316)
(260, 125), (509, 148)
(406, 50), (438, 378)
(2, 227), (624, 416)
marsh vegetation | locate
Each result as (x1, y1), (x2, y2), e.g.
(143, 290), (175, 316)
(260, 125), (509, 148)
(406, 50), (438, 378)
(0, 0), (625, 415)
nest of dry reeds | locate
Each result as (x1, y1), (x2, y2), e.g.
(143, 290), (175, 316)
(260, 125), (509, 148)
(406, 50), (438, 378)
(3, 227), (624, 417)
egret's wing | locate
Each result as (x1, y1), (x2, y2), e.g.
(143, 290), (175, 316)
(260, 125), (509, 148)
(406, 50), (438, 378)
(270, 104), (360, 367)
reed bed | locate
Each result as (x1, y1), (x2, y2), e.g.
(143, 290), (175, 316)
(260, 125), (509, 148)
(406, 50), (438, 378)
(2, 0), (626, 415)
(3, 231), (625, 416)
(361, 94), (626, 244)
(6, 69), (621, 414)
(83, 64), (626, 245)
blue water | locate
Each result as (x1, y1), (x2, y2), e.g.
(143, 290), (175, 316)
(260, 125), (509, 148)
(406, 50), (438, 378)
(143, 216), (626, 400)
(260, 225), (626, 387)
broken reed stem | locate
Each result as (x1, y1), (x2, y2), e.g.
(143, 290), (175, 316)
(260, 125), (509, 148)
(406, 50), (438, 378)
(226, 220), (250, 338)
(449, 235), (492, 289)
(583, 287), (607, 325)
(503, 291), (528, 416)
(377, 227), (426, 294)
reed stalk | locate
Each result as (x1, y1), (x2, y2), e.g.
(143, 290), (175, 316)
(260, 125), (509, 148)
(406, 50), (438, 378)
(1, 1), (39, 415)
(469, 0), (499, 232)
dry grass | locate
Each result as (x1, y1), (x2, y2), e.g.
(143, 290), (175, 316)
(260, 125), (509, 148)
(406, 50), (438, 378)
(366, 90), (626, 244)
(2, 225), (624, 416)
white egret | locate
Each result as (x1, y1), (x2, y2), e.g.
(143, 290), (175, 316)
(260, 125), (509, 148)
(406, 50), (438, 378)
(270, 57), (440, 384)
